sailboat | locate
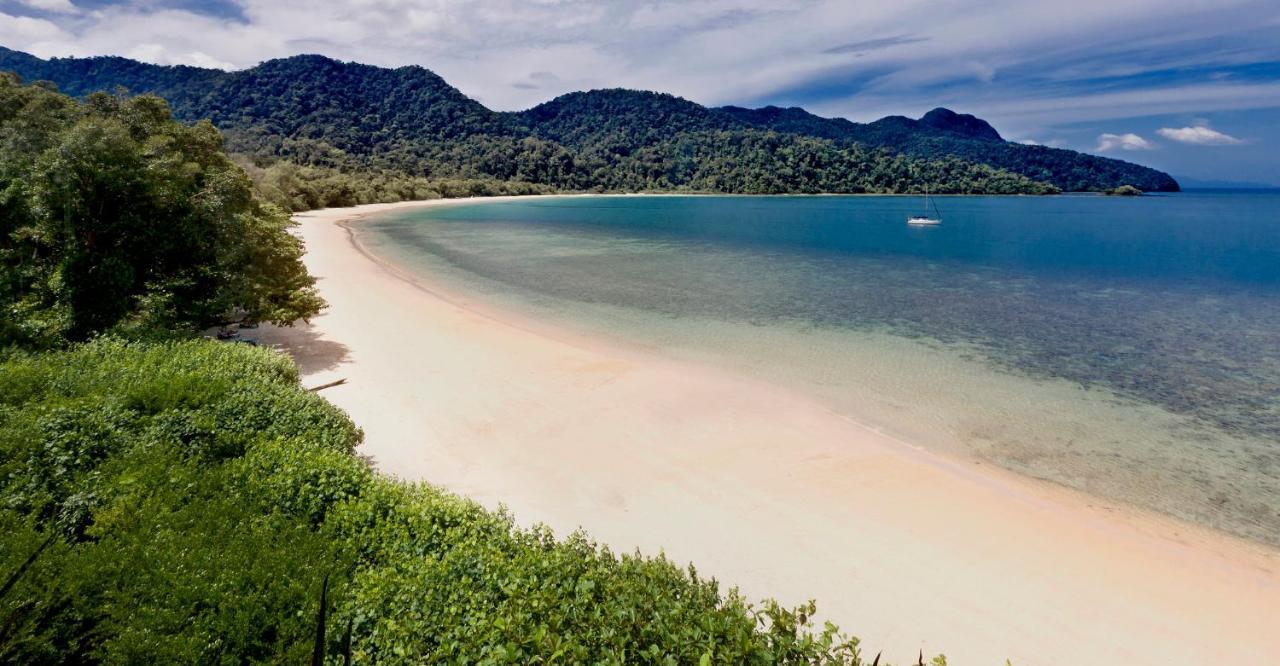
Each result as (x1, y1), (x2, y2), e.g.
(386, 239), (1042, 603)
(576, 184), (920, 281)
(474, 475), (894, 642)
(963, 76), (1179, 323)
(907, 183), (942, 226)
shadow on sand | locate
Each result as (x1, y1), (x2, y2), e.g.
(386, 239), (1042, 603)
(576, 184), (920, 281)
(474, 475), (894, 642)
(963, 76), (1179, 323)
(247, 322), (352, 376)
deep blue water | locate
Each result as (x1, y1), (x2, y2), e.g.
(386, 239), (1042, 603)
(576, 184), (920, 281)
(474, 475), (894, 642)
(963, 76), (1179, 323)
(363, 191), (1280, 541)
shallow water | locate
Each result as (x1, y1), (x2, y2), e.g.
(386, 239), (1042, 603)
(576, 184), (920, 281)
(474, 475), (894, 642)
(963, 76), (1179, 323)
(358, 192), (1280, 545)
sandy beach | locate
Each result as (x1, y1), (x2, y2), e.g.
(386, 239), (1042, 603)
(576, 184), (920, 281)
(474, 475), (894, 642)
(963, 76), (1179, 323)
(257, 198), (1280, 666)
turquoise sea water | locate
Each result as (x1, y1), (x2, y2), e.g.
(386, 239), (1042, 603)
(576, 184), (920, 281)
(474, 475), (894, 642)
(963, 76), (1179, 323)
(359, 192), (1280, 545)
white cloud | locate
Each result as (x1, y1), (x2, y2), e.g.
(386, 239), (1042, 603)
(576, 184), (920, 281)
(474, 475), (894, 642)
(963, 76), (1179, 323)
(1156, 125), (1245, 145)
(18, 0), (79, 14)
(1096, 132), (1156, 151)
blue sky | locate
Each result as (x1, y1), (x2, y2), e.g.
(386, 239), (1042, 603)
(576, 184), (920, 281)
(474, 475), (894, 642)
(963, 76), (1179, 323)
(2, 0), (1277, 185)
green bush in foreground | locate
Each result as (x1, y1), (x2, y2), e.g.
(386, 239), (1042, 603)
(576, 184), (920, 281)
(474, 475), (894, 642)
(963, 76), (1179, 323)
(0, 339), (922, 664)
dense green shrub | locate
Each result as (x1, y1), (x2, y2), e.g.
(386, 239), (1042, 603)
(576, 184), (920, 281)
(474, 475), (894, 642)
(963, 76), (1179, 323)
(0, 340), (916, 663)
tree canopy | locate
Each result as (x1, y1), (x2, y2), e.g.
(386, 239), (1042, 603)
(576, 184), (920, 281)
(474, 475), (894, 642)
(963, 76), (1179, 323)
(0, 74), (322, 346)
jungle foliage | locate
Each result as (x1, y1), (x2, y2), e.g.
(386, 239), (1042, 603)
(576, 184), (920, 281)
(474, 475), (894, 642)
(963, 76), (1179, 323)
(0, 73), (322, 347)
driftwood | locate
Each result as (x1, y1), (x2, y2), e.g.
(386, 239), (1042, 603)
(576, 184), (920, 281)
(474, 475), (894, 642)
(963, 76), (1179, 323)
(307, 378), (348, 392)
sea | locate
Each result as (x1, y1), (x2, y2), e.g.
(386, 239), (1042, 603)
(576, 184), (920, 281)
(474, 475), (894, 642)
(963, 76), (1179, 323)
(356, 191), (1280, 545)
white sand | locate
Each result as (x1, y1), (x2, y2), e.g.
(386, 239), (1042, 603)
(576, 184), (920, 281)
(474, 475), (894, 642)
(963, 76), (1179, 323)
(256, 198), (1280, 666)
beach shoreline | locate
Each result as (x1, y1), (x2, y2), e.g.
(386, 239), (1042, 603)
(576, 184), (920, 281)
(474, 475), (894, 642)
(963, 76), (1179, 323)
(257, 196), (1280, 666)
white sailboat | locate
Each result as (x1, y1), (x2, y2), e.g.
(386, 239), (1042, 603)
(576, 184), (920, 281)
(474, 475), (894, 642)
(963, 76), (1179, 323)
(907, 183), (942, 226)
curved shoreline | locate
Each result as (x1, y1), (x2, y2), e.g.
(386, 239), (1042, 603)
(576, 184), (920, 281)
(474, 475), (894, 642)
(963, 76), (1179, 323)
(259, 196), (1280, 666)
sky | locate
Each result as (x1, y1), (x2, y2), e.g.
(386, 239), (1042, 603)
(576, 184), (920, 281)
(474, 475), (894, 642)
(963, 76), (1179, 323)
(2, 0), (1278, 185)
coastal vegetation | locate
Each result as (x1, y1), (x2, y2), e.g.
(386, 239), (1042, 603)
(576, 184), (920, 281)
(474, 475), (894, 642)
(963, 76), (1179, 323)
(0, 47), (1182, 211)
(234, 158), (556, 212)
(1104, 185), (1144, 196)
(0, 75), (929, 664)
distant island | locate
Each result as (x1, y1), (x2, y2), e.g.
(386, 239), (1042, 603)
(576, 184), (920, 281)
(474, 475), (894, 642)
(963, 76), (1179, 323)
(0, 46), (1178, 210)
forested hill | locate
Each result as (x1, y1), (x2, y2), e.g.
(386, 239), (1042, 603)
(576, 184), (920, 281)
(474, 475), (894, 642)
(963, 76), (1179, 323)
(0, 46), (1177, 194)
(0, 48), (518, 168)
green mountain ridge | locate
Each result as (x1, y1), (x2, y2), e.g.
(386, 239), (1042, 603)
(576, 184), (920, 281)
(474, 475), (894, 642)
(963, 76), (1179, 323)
(0, 46), (1178, 193)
